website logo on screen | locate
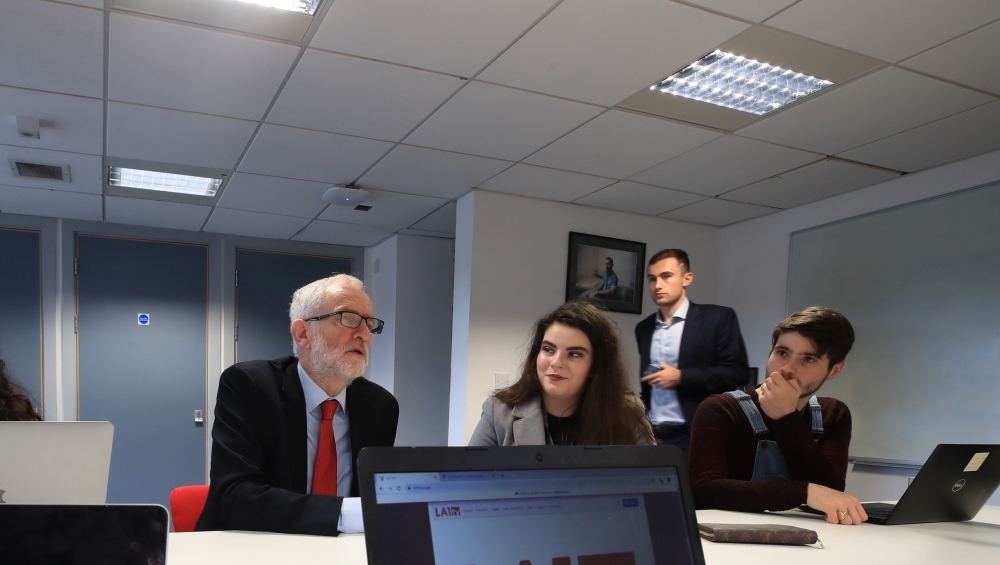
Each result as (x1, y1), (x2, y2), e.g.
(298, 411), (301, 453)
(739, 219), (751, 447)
(434, 506), (461, 517)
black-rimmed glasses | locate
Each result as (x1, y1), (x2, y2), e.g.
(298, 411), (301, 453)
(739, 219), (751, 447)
(303, 311), (385, 334)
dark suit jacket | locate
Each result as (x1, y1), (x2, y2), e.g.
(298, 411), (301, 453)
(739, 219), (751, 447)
(636, 302), (749, 426)
(195, 356), (398, 536)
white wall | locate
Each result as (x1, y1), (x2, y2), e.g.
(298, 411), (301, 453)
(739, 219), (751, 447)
(366, 236), (398, 393)
(718, 148), (1000, 504)
(449, 189), (722, 445)
(393, 234), (454, 446)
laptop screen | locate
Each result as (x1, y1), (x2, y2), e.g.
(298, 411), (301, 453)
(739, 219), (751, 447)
(371, 466), (695, 565)
(0, 505), (168, 565)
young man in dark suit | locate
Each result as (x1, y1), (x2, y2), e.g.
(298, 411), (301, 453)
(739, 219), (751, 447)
(197, 274), (398, 536)
(636, 249), (748, 456)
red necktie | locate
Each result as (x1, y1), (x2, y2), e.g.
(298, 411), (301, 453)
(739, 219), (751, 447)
(311, 399), (339, 496)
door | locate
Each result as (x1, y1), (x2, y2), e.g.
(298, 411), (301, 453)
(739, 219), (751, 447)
(76, 235), (207, 507)
(0, 228), (42, 413)
(235, 248), (353, 362)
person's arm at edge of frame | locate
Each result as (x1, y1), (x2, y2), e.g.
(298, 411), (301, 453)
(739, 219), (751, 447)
(678, 307), (749, 396)
(207, 365), (345, 536)
(688, 394), (810, 512)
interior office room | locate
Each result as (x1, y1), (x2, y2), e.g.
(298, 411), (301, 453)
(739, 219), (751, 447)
(2, 0), (1000, 529)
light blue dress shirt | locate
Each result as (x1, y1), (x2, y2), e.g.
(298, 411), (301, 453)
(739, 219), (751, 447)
(297, 362), (363, 533)
(648, 298), (689, 425)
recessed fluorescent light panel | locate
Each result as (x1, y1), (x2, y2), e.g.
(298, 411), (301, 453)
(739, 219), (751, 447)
(651, 50), (834, 115)
(108, 167), (222, 197)
(234, 0), (322, 15)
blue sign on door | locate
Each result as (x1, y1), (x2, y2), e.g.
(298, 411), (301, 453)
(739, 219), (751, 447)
(138, 313), (150, 326)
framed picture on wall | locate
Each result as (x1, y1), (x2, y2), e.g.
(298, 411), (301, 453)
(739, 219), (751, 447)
(565, 232), (646, 314)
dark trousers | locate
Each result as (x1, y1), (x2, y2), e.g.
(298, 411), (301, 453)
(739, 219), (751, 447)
(653, 423), (690, 459)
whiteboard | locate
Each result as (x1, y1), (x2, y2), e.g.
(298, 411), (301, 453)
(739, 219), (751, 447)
(787, 182), (1000, 464)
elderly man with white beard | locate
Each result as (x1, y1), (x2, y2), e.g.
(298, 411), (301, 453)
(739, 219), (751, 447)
(197, 274), (399, 536)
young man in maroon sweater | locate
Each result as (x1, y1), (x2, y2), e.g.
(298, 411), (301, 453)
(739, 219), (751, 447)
(688, 306), (869, 525)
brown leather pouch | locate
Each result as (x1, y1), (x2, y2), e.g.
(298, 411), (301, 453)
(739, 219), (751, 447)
(698, 523), (821, 546)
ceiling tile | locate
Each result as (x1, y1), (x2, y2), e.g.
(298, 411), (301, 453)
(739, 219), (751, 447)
(358, 145), (511, 199)
(0, 0), (104, 98)
(839, 101), (1000, 173)
(293, 220), (396, 247)
(238, 124), (393, 183)
(478, 0), (748, 106)
(525, 110), (721, 179)
(108, 13), (299, 121)
(574, 181), (705, 216)
(0, 86), (103, 155)
(408, 202), (456, 233)
(766, 0), (1000, 63)
(104, 196), (211, 231)
(0, 184), (102, 221)
(479, 163), (614, 202)
(681, 0), (797, 22)
(405, 81), (602, 161)
(737, 67), (995, 155)
(311, 0), (558, 77)
(629, 136), (823, 196)
(658, 198), (776, 226)
(107, 102), (257, 170)
(0, 145), (102, 194)
(63, 0), (104, 8)
(203, 207), (310, 239)
(319, 190), (448, 230)
(901, 20), (1000, 95)
(268, 50), (463, 142)
(721, 158), (901, 208)
(216, 173), (329, 218)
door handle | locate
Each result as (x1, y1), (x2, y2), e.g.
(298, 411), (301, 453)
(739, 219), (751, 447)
(194, 410), (204, 423)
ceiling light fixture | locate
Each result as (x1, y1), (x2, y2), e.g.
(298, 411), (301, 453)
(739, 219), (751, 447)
(233, 0), (322, 15)
(651, 50), (834, 115)
(322, 184), (370, 206)
(108, 166), (222, 197)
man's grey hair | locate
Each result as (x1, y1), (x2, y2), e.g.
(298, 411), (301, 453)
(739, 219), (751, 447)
(289, 274), (366, 356)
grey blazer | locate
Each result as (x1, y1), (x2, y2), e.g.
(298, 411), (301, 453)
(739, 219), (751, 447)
(468, 395), (653, 446)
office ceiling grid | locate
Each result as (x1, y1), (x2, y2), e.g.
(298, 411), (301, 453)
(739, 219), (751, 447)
(0, 0), (998, 239)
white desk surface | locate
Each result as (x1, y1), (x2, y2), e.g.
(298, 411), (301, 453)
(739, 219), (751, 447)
(167, 505), (1000, 564)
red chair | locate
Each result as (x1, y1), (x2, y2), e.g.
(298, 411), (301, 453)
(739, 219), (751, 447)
(169, 485), (210, 533)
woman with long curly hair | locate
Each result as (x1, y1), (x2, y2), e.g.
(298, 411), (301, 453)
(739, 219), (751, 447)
(469, 301), (653, 446)
(0, 359), (42, 421)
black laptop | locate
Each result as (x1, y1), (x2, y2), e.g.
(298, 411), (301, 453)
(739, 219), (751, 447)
(359, 445), (705, 565)
(0, 504), (168, 564)
(801, 444), (1000, 525)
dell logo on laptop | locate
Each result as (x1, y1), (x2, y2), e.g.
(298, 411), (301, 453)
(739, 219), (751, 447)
(952, 479), (966, 492)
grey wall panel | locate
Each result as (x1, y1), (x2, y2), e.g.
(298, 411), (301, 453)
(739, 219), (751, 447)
(0, 228), (42, 412)
(788, 182), (1000, 463)
(235, 249), (352, 363)
(77, 236), (207, 507)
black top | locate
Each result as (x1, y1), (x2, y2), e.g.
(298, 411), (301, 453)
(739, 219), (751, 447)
(545, 411), (579, 445)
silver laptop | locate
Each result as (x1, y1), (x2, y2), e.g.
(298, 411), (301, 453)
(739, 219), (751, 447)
(0, 421), (114, 504)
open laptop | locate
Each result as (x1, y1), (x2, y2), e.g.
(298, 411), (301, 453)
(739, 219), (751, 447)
(0, 421), (114, 504)
(359, 445), (705, 565)
(0, 504), (168, 564)
(801, 444), (1000, 525)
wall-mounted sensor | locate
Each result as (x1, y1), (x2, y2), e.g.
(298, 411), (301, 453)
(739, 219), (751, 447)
(16, 116), (40, 139)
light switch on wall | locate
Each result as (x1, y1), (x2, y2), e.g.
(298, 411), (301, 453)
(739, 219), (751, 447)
(494, 372), (509, 390)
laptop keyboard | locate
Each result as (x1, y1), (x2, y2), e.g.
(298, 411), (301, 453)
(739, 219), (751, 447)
(862, 503), (895, 519)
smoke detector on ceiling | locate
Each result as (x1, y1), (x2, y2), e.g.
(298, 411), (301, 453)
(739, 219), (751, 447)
(322, 184), (369, 206)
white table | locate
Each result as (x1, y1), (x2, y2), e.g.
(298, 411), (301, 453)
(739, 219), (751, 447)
(167, 506), (1000, 564)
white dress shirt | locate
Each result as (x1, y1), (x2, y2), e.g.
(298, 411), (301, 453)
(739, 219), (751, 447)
(649, 298), (688, 425)
(297, 362), (363, 533)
